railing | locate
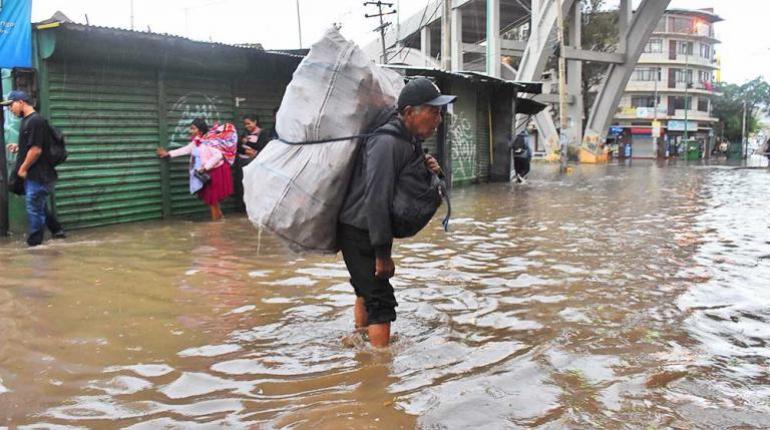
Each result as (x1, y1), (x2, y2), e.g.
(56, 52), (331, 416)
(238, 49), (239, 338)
(656, 17), (717, 39)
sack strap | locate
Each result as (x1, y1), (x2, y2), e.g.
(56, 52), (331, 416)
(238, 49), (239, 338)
(276, 128), (406, 146)
(435, 178), (451, 232)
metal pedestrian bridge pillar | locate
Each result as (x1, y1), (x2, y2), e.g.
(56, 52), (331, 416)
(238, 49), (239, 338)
(514, 0), (670, 160)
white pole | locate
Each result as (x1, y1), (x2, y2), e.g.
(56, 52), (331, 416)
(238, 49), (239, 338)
(556, 0), (568, 172)
(296, 0), (303, 49)
(741, 99), (748, 159)
(441, 0), (452, 70)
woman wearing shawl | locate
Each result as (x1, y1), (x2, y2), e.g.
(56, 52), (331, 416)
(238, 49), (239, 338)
(157, 117), (235, 221)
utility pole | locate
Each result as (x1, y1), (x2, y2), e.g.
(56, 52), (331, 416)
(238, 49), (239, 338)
(683, 40), (690, 148)
(441, 0), (451, 70)
(653, 66), (659, 156)
(296, 0), (303, 49)
(364, 1), (396, 64)
(556, 0), (568, 173)
(741, 99), (748, 159)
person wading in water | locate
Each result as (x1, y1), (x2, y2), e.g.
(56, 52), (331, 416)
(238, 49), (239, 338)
(337, 78), (456, 348)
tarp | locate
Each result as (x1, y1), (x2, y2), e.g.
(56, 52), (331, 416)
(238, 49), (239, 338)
(243, 28), (404, 253)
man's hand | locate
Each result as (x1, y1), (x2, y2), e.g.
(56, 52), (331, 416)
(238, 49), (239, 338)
(244, 147), (258, 158)
(17, 168), (27, 179)
(375, 256), (395, 279)
(156, 148), (169, 158)
(6, 143), (18, 153)
(424, 154), (442, 176)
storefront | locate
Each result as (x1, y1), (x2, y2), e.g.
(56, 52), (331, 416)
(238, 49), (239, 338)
(3, 22), (302, 232)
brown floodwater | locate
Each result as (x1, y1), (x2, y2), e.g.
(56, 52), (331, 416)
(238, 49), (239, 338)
(2, 160), (770, 429)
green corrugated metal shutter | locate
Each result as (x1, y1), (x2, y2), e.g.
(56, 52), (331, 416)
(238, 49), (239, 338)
(48, 62), (163, 229)
(449, 80), (478, 185)
(164, 76), (236, 217)
(476, 90), (490, 182)
(233, 79), (288, 133)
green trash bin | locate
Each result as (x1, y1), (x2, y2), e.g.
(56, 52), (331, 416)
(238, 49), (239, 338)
(684, 140), (700, 161)
(727, 142), (743, 160)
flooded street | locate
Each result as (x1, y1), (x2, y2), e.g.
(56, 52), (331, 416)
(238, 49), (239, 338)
(2, 161), (770, 429)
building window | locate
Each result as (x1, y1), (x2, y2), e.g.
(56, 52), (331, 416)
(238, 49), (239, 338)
(631, 95), (661, 108)
(674, 69), (693, 84)
(632, 67), (662, 81)
(699, 43), (711, 59)
(678, 41), (694, 55)
(670, 16), (694, 33)
(698, 70), (711, 83)
(644, 38), (663, 53)
(670, 96), (693, 110)
(697, 97), (709, 112)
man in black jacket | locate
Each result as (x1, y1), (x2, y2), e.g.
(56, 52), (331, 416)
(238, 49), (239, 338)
(338, 78), (455, 347)
(2, 90), (65, 246)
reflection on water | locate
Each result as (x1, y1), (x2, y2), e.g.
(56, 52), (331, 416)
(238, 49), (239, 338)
(1, 162), (769, 428)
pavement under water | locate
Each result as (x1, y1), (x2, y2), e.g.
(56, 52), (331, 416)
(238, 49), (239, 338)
(1, 160), (770, 429)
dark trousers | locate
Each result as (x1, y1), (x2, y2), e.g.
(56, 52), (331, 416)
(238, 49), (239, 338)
(514, 157), (531, 177)
(338, 224), (398, 325)
(24, 180), (63, 246)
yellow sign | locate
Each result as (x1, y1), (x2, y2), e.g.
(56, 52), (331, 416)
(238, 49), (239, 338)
(651, 120), (662, 138)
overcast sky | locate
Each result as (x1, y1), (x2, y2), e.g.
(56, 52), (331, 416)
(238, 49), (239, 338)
(31, 0), (769, 85)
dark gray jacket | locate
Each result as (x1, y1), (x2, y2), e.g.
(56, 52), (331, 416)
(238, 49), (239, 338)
(339, 114), (424, 258)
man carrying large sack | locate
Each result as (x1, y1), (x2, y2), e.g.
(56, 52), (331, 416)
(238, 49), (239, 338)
(338, 78), (456, 348)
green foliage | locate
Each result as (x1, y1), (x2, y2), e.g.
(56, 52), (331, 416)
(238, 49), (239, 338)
(712, 77), (769, 141)
(579, 1), (619, 126)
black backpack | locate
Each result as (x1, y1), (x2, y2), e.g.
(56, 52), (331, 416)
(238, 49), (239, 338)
(45, 120), (68, 166)
(367, 128), (450, 238)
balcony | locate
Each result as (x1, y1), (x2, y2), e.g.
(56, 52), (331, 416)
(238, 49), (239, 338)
(654, 17), (718, 40)
(666, 81), (717, 94)
(638, 51), (718, 68)
(672, 109), (715, 122)
(625, 80), (716, 95)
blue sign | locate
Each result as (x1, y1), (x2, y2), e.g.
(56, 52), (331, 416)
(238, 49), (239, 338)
(667, 120), (698, 132)
(0, 0), (32, 68)
(609, 126), (623, 136)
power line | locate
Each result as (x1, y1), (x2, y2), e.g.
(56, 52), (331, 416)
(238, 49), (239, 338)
(386, 0), (441, 65)
(364, 1), (397, 64)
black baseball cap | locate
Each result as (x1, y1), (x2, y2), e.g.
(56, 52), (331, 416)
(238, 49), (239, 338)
(397, 77), (456, 111)
(0, 90), (30, 106)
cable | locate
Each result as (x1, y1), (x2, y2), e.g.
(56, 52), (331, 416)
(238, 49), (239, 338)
(386, 0), (442, 64)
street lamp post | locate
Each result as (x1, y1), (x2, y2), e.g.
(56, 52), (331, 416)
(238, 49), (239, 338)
(683, 42), (689, 147)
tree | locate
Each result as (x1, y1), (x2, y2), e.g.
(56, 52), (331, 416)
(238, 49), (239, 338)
(712, 77), (769, 142)
(579, 0), (618, 126)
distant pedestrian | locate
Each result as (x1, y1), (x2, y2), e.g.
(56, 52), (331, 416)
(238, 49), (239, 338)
(238, 114), (263, 164)
(256, 107), (280, 148)
(510, 131), (532, 183)
(2, 90), (66, 246)
(233, 114), (263, 209)
(762, 138), (770, 164)
(157, 118), (234, 221)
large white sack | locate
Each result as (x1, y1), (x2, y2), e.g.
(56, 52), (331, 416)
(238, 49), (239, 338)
(243, 27), (404, 253)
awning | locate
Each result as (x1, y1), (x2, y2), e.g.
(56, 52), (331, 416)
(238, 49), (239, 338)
(516, 98), (548, 115)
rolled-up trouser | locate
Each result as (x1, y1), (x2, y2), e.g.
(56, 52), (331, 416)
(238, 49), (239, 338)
(24, 179), (51, 246)
(338, 223), (397, 325)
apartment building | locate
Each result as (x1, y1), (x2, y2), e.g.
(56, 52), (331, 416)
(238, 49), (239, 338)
(612, 8), (722, 158)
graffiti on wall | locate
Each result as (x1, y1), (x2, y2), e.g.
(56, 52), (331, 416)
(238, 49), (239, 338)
(448, 112), (476, 181)
(169, 93), (224, 146)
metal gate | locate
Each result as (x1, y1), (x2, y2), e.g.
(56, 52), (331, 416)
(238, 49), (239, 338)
(46, 62), (163, 229)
